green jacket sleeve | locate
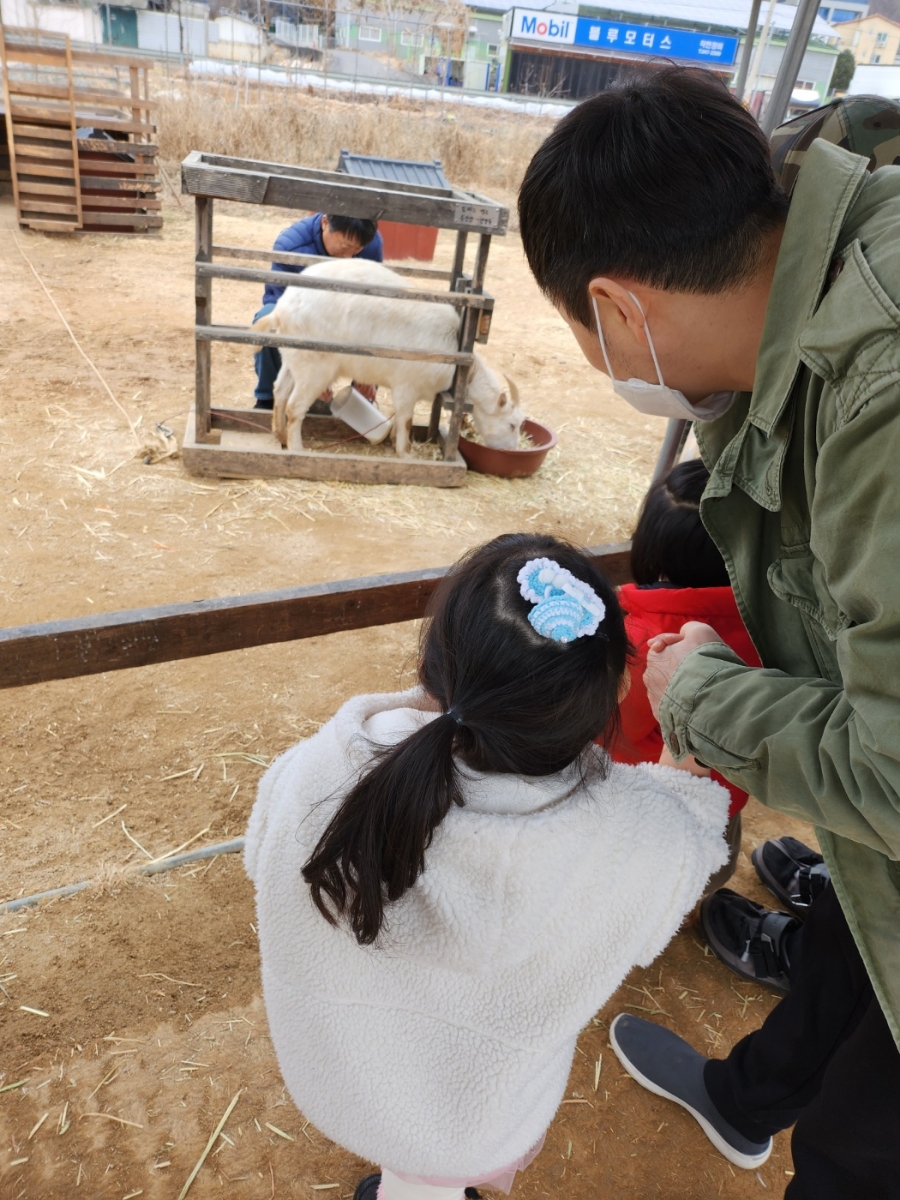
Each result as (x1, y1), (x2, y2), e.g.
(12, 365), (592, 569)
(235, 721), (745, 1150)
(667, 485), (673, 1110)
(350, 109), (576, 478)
(660, 387), (900, 860)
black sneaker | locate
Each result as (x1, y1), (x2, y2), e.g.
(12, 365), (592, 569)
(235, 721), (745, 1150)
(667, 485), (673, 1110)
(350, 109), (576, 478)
(609, 1014), (772, 1170)
(701, 888), (800, 995)
(751, 836), (830, 919)
(253, 396), (274, 411)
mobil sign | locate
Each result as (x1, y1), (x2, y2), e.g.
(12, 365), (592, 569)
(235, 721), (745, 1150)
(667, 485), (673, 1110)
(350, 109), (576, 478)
(511, 8), (576, 45)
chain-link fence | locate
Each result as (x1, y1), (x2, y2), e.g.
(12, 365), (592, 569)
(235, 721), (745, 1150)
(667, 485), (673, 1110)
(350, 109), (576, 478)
(0, 0), (570, 108)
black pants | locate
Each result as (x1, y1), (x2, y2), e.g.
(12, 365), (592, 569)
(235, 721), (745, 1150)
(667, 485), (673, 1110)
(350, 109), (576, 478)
(704, 885), (900, 1198)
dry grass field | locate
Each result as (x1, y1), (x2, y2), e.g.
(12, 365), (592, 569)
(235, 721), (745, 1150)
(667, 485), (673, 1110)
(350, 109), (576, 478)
(0, 89), (819, 1199)
(155, 78), (557, 205)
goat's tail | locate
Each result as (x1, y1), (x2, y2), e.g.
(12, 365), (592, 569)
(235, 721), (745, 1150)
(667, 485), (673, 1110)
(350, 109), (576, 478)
(252, 311), (279, 334)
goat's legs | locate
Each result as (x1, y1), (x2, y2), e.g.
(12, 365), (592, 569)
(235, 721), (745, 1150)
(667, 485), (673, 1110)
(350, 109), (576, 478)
(389, 385), (419, 458)
(277, 354), (337, 451)
(272, 364), (294, 447)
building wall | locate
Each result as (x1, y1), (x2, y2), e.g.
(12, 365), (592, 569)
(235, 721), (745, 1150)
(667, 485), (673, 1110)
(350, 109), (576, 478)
(847, 59), (900, 94)
(834, 13), (900, 63)
(0, 0), (103, 43)
(137, 9), (207, 57)
(747, 34), (840, 99)
(467, 11), (502, 62)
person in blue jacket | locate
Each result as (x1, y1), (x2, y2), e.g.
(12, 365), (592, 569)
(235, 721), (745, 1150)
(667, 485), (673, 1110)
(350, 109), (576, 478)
(253, 213), (384, 410)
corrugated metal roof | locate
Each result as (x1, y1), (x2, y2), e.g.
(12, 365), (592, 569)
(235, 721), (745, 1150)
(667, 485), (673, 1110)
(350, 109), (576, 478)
(473, 1), (837, 39)
(335, 150), (452, 190)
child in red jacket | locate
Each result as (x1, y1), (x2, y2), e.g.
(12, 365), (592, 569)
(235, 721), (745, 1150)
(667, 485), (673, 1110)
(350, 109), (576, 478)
(610, 459), (761, 887)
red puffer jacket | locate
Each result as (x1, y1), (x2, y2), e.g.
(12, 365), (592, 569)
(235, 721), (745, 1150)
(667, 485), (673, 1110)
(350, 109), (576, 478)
(608, 583), (762, 817)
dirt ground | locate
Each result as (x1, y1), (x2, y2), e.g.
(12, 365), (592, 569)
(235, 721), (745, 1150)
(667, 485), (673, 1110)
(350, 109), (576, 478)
(0, 191), (819, 1199)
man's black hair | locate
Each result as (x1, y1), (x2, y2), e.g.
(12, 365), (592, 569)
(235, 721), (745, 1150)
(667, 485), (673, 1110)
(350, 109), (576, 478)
(325, 214), (379, 246)
(518, 66), (790, 329)
(630, 459), (730, 589)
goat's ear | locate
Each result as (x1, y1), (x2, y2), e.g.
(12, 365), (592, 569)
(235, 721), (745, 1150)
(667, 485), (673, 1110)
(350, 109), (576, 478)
(497, 391), (509, 409)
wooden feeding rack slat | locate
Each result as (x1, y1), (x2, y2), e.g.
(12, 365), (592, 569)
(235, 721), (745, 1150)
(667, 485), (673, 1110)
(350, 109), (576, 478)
(181, 151), (509, 487)
(212, 243), (454, 282)
(199, 153), (455, 198)
(181, 150), (507, 234)
(0, 544), (632, 690)
(196, 262), (494, 310)
(196, 325), (474, 365)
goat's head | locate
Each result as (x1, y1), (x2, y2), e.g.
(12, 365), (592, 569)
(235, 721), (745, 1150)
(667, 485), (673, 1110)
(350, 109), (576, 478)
(467, 359), (524, 450)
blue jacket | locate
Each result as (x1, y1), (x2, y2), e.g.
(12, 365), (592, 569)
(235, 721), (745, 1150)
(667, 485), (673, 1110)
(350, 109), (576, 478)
(262, 213), (384, 305)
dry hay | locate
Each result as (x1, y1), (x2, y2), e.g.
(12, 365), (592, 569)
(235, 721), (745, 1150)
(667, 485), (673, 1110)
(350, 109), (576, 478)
(120, 409), (647, 546)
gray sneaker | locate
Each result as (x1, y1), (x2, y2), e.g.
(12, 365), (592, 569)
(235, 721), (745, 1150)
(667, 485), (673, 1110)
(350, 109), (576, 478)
(609, 1014), (773, 1170)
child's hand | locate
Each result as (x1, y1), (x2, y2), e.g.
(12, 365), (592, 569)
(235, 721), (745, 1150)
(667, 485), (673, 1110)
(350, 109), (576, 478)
(645, 622), (727, 720)
(658, 744), (712, 777)
(646, 631), (685, 654)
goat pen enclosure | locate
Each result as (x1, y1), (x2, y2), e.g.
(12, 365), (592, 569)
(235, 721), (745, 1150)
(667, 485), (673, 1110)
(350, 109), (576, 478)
(180, 150), (508, 487)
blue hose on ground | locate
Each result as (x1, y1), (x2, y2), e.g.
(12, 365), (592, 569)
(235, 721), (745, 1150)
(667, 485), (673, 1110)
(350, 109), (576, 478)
(1, 837), (246, 914)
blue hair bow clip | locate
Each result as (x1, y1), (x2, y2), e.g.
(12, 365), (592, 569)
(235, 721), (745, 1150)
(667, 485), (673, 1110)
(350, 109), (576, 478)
(516, 557), (606, 644)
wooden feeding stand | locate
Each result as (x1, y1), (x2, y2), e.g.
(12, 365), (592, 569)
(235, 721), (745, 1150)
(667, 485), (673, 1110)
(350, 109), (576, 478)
(179, 150), (508, 487)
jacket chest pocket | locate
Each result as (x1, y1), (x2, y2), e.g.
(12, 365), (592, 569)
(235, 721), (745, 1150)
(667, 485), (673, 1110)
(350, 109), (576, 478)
(768, 549), (848, 680)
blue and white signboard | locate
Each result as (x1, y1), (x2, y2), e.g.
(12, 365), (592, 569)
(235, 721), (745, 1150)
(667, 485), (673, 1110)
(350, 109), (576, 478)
(508, 10), (738, 68)
(510, 9), (576, 45)
(574, 18), (737, 65)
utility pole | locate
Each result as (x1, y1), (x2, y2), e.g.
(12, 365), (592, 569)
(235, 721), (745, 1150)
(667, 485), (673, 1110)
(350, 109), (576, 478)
(762, 0), (822, 133)
(746, 0), (777, 102)
(734, 0), (763, 103)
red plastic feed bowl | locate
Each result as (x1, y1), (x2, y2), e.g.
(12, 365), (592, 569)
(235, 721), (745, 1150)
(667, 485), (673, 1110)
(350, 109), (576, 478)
(457, 419), (557, 478)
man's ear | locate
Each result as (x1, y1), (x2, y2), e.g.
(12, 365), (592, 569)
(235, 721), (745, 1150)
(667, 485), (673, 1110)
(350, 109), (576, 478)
(588, 277), (649, 348)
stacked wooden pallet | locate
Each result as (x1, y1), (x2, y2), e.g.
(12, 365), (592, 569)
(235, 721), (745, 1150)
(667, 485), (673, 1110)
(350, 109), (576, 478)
(0, 26), (161, 233)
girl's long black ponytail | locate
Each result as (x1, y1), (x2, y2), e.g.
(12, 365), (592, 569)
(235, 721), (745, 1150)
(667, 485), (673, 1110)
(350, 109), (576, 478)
(302, 533), (630, 947)
(302, 711), (464, 946)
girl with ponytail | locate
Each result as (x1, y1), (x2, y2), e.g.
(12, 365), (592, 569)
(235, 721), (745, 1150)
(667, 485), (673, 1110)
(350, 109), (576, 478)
(244, 533), (731, 1200)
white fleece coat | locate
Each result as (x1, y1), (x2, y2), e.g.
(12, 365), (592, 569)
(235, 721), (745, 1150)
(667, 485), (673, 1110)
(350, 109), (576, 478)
(244, 689), (730, 1179)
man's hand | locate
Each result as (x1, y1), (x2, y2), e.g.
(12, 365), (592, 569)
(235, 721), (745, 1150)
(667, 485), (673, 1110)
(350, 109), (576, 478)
(353, 382), (378, 403)
(644, 621), (728, 724)
(658, 743), (712, 777)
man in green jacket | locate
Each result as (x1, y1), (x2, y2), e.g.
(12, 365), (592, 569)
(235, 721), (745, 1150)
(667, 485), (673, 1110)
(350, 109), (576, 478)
(518, 68), (900, 1195)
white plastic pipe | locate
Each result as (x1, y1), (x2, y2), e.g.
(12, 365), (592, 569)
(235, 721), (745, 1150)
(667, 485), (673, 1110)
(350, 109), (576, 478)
(2, 838), (246, 914)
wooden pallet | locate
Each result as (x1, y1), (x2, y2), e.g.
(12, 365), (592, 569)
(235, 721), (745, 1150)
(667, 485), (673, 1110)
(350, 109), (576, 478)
(0, 27), (82, 231)
(0, 27), (161, 233)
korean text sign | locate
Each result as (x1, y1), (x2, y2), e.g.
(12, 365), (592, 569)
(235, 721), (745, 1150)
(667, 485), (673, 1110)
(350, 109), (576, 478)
(574, 18), (737, 65)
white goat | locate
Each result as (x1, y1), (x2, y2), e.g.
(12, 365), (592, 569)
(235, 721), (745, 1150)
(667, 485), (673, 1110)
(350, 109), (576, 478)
(252, 259), (523, 457)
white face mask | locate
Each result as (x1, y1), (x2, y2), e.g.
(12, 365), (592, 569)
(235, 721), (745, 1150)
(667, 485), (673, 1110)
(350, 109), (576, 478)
(592, 293), (735, 422)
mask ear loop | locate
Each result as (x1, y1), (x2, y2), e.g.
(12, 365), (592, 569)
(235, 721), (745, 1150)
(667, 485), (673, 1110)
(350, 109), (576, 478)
(591, 295), (620, 384)
(626, 290), (666, 388)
